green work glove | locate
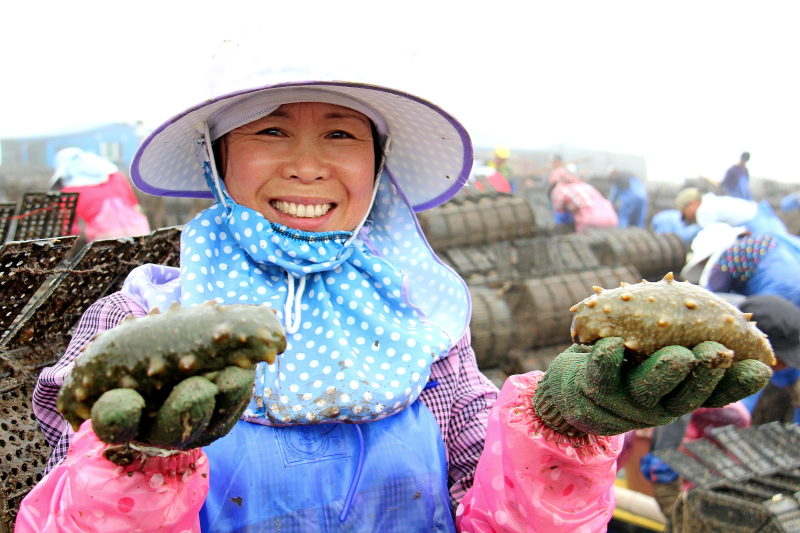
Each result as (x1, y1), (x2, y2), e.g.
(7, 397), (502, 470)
(58, 302), (285, 462)
(89, 366), (256, 449)
(532, 337), (771, 437)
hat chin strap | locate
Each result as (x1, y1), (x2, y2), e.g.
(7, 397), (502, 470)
(203, 121), (228, 209)
(336, 134), (391, 259)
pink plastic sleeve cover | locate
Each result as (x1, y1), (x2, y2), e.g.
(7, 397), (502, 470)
(456, 372), (622, 533)
(16, 420), (208, 533)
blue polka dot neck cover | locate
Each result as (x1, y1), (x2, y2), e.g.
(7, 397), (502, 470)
(176, 167), (470, 425)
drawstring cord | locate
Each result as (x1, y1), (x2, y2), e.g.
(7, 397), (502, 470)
(282, 135), (392, 325)
(339, 424), (365, 522)
(283, 273), (306, 334)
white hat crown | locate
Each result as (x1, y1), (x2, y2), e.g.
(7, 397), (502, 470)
(131, 38), (472, 210)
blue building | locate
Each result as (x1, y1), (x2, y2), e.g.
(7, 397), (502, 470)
(0, 122), (142, 169)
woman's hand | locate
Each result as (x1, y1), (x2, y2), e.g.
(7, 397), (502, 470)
(57, 302), (285, 461)
(533, 337), (771, 437)
(91, 365), (256, 454)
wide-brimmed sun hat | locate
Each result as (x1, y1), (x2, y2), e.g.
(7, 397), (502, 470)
(680, 222), (747, 284)
(48, 147), (118, 190)
(131, 39), (472, 212)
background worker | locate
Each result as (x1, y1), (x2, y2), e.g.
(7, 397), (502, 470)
(608, 166), (648, 228)
(675, 186), (789, 237)
(48, 147), (150, 242)
(650, 209), (701, 244)
(739, 295), (800, 424)
(487, 145), (513, 181)
(722, 151), (752, 200)
(469, 161), (513, 194)
(549, 155), (618, 232)
(693, 226), (800, 308)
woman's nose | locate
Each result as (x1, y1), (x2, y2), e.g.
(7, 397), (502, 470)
(283, 140), (328, 182)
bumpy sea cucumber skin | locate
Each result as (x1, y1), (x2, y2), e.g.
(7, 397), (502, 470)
(57, 302), (286, 432)
(569, 274), (775, 365)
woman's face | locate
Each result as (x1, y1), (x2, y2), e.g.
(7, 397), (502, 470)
(221, 102), (376, 232)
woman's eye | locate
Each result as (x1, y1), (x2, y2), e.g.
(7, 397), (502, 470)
(328, 130), (354, 139)
(257, 128), (283, 136)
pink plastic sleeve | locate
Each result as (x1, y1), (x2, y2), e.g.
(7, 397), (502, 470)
(456, 372), (623, 533)
(16, 421), (209, 533)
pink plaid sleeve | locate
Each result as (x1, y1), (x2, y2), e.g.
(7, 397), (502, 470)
(33, 292), (147, 473)
(419, 328), (500, 512)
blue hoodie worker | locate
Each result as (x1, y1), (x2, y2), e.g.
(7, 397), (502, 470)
(608, 167), (648, 228)
(650, 209), (701, 244)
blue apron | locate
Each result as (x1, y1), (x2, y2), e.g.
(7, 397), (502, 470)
(200, 400), (456, 532)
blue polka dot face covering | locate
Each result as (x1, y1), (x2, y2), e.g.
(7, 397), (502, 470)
(177, 169), (470, 424)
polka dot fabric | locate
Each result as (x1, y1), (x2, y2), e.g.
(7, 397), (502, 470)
(132, 79), (472, 211)
(175, 170), (470, 425)
(718, 234), (776, 283)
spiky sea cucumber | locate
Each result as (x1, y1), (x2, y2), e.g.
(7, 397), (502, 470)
(569, 273), (775, 365)
(58, 301), (286, 433)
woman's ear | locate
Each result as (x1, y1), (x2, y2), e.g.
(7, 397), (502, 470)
(212, 135), (227, 179)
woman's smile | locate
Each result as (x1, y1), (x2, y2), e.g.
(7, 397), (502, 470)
(270, 200), (332, 219)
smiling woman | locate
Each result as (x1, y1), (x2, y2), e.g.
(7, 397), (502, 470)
(19, 35), (771, 533)
(218, 102), (377, 232)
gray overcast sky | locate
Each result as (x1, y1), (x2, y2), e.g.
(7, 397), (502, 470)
(2, 0), (799, 182)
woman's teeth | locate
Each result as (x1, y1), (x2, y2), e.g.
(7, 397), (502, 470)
(271, 201), (332, 218)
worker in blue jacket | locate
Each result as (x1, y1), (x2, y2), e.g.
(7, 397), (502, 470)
(608, 167), (648, 228)
(682, 223), (800, 309)
(650, 209), (701, 244)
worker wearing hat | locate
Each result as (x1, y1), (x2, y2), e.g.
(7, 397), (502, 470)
(676, 186), (789, 237)
(487, 145), (514, 182)
(549, 155), (618, 233)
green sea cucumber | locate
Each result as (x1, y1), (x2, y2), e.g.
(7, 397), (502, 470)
(569, 273), (775, 365)
(58, 301), (286, 448)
